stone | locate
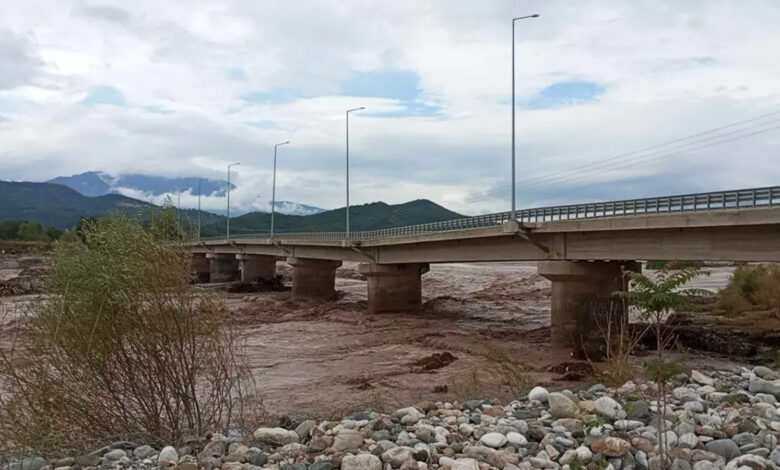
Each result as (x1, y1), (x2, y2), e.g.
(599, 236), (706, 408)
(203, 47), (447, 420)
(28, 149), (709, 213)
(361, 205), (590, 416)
(133, 445), (157, 459)
(614, 420), (643, 431)
(394, 407), (425, 424)
(705, 439), (742, 460)
(295, 419), (317, 440)
(671, 459), (691, 470)
(342, 454), (382, 470)
(244, 448), (267, 467)
(103, 449), (126, 461)
(382, 447), (416, 467)
(332, 429), (365, 452)
(753, 366), (775, 379)
(222, 462), (242, 470)
(309, 435), (334, 453)
(626, 400), (652, 422)
(691, 370), (715, 386)
(507, 432), (528, 446)
(724, 454), (774, 470)
(76, 455), (100, 467)
(309, 463), (333, 470)
(549, 393), (580, 418)
(576, 446), (593, 463)
(591, 438), (631, 457)
(439, 457), (480, 470)
(748, 379), (780, 398)
(480, 433), (508, 449)
(678, 433), (699, 450)
(528, 387), (550, 403)
(253, 427), (300, 446)
(158, 446), (178, 464)
(594, 396), (622, 419)
(770, 448), (780, 466)
(553, 418), (585, 436)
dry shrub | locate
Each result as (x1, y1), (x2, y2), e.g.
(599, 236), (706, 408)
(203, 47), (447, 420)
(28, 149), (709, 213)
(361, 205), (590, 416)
(481, 344), (529, 392)
(717, 264), (780, 314)
(0, 212), (256, 456)
(587, 300), (648, 386)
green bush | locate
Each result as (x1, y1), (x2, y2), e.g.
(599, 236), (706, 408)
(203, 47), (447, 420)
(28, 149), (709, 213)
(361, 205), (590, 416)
(0, 211), (254, 455)
(717, 265), (780, 313)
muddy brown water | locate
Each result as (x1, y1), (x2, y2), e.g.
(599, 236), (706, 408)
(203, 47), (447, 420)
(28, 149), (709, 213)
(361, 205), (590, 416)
(0, 261), (757, 421)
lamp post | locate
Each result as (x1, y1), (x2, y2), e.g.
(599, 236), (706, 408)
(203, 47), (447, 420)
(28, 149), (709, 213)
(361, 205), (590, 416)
(511, 13), (539, 222)
(270, 141), (290, 238)
(345, 106), (364, 239)
(197, 178), (202, 242)
(226, 162), (240, 240)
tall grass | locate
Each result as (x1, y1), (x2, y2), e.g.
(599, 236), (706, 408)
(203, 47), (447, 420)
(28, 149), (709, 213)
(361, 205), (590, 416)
(717, 264), (780, 313)
(0, 212), (256, 456)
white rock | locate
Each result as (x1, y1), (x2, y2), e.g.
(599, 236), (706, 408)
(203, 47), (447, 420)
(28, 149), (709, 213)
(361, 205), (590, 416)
(332, 429), (364, 452)
(253, 427), (300, 446)
(614, 420), (643, 431)
(480, 432), (508, 449)
(157, 446), (178, 464)
(439, 457), (480, 470)
(507, 432), (527, 446)
(342, 454), (382, 470)
(382, 447), (415, 467)
(691, 370), (715, 386)
(678, 433), (699, 449)
(394, 407), (425, 424)
(549, 392), (580, 418)
(594, 396), (623, 419)
(575, 446), (593, 463)
(528, 386), (550, 403)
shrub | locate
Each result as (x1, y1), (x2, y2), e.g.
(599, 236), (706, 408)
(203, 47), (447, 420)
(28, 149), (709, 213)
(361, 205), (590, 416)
(717, 265), (780, 313)
(0, 211), (255, 455)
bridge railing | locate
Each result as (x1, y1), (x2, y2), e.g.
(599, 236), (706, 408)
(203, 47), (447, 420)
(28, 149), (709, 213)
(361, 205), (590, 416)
(200, 186), (779, 242)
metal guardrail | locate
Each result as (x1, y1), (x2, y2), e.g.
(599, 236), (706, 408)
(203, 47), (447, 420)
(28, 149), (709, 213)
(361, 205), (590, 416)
(201, 186), (780, 242)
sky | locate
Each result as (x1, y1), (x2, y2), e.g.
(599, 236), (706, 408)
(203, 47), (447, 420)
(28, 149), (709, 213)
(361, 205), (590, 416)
(1, 0), (780, 215)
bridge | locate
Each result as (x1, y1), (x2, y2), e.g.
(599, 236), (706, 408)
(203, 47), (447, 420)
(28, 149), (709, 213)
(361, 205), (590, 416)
(188, 186), (780, 353)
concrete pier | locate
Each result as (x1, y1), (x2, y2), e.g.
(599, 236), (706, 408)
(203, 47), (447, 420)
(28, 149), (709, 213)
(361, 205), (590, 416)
(236, 254), (277, 282)
(538, 260), (640, 357)
(359, 263), (430, 313)
(207, 253), (240, 282)
(287, 257), (342, 300)
(191, 253), (210, 283)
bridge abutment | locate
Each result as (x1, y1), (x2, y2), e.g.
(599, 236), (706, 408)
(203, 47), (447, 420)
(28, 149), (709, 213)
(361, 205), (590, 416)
(192, 253), (210, 283)
(207, 253), (240, 282)
(538, 260), (640, 358)
(287, 257), (342, 300)
(236, 254), (277, 282)
(359, 263), (430, 313)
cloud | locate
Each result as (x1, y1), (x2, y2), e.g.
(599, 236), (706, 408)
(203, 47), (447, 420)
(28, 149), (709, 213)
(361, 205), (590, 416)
(1, 0), (780, 216)
(0, 29), (43, 90)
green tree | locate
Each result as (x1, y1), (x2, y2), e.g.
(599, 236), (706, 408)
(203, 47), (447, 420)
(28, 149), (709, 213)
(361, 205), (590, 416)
(616, 267), (710, 469)
(16, 221), (46, 241)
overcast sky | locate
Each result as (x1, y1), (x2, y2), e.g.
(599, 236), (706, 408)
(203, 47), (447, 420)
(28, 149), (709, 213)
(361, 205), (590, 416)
(1, 0), (779, 214)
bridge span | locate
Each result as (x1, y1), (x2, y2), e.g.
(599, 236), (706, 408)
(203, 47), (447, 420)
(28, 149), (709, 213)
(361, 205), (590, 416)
(187, 186), (780, 354)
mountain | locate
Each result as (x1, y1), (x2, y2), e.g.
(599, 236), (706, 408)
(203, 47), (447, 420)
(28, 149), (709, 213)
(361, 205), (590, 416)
(199, 199), (463, 237)
(47, 171), (230, 197)
(46, 171), (325, 215)
(0, 180), (463, 234)
(0, 180), (155, 228)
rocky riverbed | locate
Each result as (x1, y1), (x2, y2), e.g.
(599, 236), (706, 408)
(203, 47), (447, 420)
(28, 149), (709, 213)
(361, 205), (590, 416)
(5, 366), (779, 470)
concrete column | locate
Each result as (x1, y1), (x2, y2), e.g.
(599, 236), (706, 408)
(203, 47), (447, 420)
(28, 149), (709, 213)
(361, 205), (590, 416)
(207, 253), (240, 283)
(359, 263), (430, 313)
(236, 254), (277, 282)
(538, 260), (640, 357)
(287, 257), (342, 300)
(192, 253), (210, 283)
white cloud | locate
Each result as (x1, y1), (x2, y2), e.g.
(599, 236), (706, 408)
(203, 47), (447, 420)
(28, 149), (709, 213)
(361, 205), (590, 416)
(1, 0), (780, 216)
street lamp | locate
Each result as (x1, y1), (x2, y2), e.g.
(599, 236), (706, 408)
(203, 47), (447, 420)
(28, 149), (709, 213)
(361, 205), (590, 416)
(270, 141), (290, 238)
(511, 13), (539, 222)
(345, 106), (365, 239)
(226, 162), (240, 240)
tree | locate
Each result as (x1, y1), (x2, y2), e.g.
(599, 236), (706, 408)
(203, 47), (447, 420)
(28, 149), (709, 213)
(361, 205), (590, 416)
(615, 265), (710, 469)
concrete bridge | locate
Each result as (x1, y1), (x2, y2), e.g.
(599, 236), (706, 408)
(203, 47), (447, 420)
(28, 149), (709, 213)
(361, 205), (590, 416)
(188, 186), (780, 353)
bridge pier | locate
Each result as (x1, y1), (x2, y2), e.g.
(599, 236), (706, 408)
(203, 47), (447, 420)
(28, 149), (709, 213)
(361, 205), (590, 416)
(192, 253), (210, 283)
(287, 257), (342, 300)
(538, 260), (640, 358)
(359, 263), (430, 313)
(236, 254), (277, 282)
(207, 253), (240, 283)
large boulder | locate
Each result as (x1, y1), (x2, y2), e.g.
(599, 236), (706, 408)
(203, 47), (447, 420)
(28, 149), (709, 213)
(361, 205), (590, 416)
(252, 427), (300, 446)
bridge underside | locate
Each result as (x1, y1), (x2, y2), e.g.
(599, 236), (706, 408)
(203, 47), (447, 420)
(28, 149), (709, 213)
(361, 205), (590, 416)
(189, 207), (780, 357)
